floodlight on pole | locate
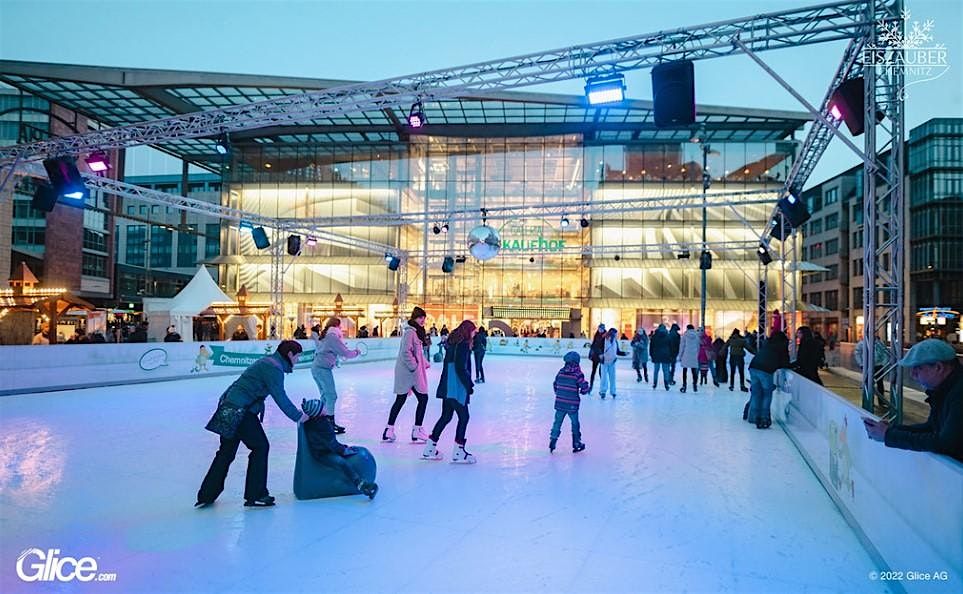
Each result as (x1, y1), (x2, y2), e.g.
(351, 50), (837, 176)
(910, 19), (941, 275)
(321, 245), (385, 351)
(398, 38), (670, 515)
(585, 74), (626, 105)
(408, 102), (427, 128)
(85, 151), (110, 173)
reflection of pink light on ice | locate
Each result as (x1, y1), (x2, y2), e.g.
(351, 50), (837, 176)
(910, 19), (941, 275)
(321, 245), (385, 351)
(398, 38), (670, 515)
(0, 422), (65, 498)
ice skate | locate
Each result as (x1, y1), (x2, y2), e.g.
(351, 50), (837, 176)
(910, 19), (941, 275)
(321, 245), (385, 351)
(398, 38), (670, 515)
(451, 444), (477, 464)
(421, 439), (443, 460)
(549, 438), (557, 453)
(381, 426), (396, 443)
(411, 425), (429, 443)
(572, 442), (586, 453)
(244, 494), (276, 507)
(358, 480), (379, 500)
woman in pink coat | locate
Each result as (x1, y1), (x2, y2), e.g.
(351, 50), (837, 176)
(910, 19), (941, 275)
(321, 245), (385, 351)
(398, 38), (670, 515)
(697, 329), (719, 387)
(383, 306), (432, 443)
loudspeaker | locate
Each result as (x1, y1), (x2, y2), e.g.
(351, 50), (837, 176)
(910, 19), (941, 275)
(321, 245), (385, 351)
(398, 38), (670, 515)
(252, 227), (270, 249)
(652, 60), (695, 128)
(442, 256), (455, 274)
(387, 256), (401, 271)
(777, 193), (811, 228)
(287, 234), (302, 256)
(32, 183), (58, 212)
(699, 250), (712, 270)
(42, 157), (87, 201)
(769, 216), (791, 241)
(830, 77), (865, 136)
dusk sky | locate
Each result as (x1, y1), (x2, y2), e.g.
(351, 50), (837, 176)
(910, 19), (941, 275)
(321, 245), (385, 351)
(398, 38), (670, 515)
(1, 0), (960, 185)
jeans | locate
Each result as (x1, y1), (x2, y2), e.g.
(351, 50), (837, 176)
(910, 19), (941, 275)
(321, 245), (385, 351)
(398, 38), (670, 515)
(550, 409), (581, 445)
(652, 362), (671, 388)
(729, 357), (746, 388)
(669, 361), (677, 383)
(311, 366), (339, 415)
(599, 362), (617, 396)
(680, 367), (698, 390)
(320, 453), (362, 486)
(634, 361), (649, 381)
(387, 390), (428, 426)
(198, 412), (269, 503)
(431, 398), (470, 445)
(707, 359), (718, 384)
(474, 351), (485, 381)
(748, 368), (775, 423)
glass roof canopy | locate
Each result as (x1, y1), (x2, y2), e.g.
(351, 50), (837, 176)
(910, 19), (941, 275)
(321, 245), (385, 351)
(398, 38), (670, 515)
(0, 61), (809, 169)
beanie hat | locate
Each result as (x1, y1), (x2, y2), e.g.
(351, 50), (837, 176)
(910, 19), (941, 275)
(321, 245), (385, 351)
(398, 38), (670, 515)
(563, 351), (580, 365)
(301, 398), (324, 418)
(410, 306), (427, 321)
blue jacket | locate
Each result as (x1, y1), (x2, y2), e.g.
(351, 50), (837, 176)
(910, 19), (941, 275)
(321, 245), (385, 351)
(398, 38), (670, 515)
(553, 363), (590, 412)
(221, 352), (302, 422)
(303, 415), (348, 457)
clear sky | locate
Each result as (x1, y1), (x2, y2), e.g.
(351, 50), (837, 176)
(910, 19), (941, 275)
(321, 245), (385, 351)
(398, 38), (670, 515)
(1, 0), (960, 185)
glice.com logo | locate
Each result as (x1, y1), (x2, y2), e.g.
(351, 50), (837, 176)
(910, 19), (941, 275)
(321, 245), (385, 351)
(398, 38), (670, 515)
(865, 9), (951, 97)
(16, 548), (117, 583)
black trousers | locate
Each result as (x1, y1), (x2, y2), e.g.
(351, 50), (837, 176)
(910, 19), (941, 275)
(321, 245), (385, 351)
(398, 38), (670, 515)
(589, 358), (601, 387)
(634, 362), (648, 381)
(729, 357), (746, 388)
(474, 351), (485, 381)
(387, 390), (428, 426)
(680, 367), (699, 390)
(430, 398), (470, 445)
(198, 412), (269, 503)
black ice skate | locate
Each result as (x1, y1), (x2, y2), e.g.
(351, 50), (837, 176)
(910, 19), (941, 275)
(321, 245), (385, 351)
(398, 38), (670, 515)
(572, 442), (586, 453)
(244, 494), (276, 507)
(549, 438), (557, 453)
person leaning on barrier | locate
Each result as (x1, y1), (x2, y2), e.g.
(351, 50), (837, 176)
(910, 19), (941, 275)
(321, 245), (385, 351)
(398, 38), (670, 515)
(863, 339), (963, 463)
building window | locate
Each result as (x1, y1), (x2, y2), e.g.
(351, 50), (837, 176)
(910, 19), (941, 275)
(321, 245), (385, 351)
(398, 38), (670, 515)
(12, 226), (45, 248)
(139, 205), (147, 215)
(810, 242), (823, 259)
(205, 224), (221, 259)
(809, 218), (823, 235)
(810, 292), (823, 307)
(826, 264), (839, 280)
(82, 253), (107, 277)
(825, 238), (839, 256)
(807, 192), (823, 213)
(13, 200), (46, 220)
(824, 188), (839, 205)
(177, 232), (198, 267)
(853, 287), (864, 310)
(825, 290), (839, 311)
(127, 205), (135, 215)
(83, 229), (108, 253)
(824, 212), (839, 230)
(852, 258), (864, 277)
(127, 225), (146, 266)
(150, 227), (173, 268)
(852, 229), (864, 249)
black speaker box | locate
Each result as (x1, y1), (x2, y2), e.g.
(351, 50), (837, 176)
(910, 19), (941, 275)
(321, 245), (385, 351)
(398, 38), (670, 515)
(442, 256), (455, 273)
(252, 227), (270, 249)
(32, 183), (58, 212)
(652, 60), (696, 128)
(287, 234), (301, 256)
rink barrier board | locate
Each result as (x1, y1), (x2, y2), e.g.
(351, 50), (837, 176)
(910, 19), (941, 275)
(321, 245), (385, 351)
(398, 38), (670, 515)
(779, 371), (963, 594)
(0, 336), (622, 395)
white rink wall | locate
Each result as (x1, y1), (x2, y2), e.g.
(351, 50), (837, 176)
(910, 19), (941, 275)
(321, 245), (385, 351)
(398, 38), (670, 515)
(0, 337), (632, 395)
(780, 370), (963, 594)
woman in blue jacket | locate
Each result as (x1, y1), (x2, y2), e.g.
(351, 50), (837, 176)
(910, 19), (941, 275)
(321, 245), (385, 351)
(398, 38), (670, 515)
(422, 320), (477, 464)
(197, 340), (308, 508)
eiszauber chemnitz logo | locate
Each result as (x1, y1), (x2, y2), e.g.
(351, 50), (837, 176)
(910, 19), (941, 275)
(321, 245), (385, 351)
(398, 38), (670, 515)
(16, 548), (117, 583)
(865, 9), (950, 97)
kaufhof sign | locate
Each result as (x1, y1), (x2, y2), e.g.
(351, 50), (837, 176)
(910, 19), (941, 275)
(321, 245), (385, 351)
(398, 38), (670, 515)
(498, 220), (568, 253)
(16, 548), (117, 583)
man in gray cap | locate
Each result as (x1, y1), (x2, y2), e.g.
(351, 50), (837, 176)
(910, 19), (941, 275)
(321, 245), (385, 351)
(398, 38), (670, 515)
(863, 339), (963, 462)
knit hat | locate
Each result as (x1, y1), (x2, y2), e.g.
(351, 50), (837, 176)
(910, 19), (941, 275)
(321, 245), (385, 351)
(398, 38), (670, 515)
(410, 306), (427, 320)
(301, 398), (325, 418)
(563, 351), (580, 365)
(899, 339), (957, 367)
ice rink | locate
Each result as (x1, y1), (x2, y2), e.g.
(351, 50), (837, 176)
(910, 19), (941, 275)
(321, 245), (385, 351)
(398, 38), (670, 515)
(1, 355), (892, 594)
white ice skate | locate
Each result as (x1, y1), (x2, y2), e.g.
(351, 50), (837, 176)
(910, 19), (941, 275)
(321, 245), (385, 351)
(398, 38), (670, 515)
(451, 444), (477, 464)
(381, 426), (396, 443)
(421, 439), (443, 460)
(411, 426), (429, 443)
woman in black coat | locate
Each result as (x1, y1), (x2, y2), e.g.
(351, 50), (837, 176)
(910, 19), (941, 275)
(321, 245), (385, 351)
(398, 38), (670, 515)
(793, 326), (824, 386)
(649, 324), (673, 390)
(422, 320), (477, 464)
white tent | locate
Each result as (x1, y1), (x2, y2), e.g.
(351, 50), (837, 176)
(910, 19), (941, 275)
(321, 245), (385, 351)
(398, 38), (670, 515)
(144, 266), (232, 342)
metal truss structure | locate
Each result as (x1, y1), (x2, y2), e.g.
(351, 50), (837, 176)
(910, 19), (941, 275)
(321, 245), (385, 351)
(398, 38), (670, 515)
(2, 0), (906, 421)
(0, 1), (872, 165)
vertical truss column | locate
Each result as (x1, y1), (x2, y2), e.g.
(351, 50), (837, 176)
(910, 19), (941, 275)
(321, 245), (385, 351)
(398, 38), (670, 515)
(861, 0), (905, 422)
(269, 243), (284, 339)
(781, 213), (799, 357)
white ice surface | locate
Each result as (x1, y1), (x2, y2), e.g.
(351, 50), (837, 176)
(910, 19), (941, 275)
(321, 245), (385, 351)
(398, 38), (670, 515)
(0, 356), (892, 594)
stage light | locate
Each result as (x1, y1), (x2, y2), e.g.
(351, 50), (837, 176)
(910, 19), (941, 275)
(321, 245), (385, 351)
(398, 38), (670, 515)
(305, 236), (318, 246)
(777, 191), (811, 228)
(432, 224), (441, 235)
(442, 256), (455, 274)
(585, 75), (626, 105)
(385, 252), (393, 262)
(387, 256), (401, 271)
(85, 151), (110, 173)
(442, 223), (449, 234)
(560, 216), (570, 228)
(214, 133), (230, 155)
(42, 157), (88, 203)
(677, 250), (691, 259)
(529, 257), (535, 263)
(408, 102), (427, 128)
(699, 250), (712, 270)
(614, 254), (621, 262)
(579, 217), (590, 228)
(757, 244), (773, 266)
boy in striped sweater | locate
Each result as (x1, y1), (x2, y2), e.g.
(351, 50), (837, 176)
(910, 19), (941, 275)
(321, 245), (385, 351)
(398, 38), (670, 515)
(550, 351), (590, 453)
